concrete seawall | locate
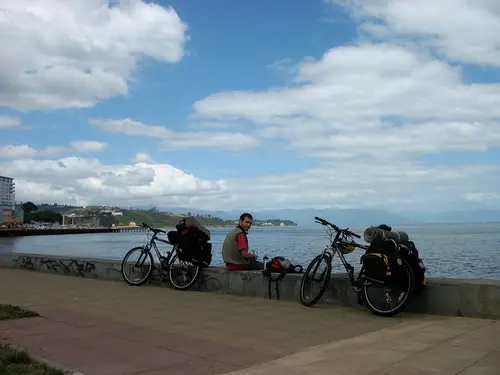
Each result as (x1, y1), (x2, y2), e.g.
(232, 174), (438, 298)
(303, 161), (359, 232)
(1, 252), (499, 319)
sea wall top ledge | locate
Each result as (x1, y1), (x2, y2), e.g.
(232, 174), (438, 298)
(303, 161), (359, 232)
(2, 251), (499, 287)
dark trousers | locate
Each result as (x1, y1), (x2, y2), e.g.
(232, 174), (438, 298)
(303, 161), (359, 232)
(247, 259), (264, 270)
(226, 259), (264, 271)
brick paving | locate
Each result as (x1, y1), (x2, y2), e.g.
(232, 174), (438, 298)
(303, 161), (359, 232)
(1, 309), (274, 374)
(0, 269), (414, 374)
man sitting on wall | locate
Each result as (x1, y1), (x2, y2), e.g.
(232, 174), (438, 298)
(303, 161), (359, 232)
(222, 213), (264, 270)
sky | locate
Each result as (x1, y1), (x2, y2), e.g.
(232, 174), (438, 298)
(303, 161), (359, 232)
(1, 0), (500, 213)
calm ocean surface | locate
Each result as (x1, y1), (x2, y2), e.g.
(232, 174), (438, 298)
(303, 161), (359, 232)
(1, 223), (499, 280)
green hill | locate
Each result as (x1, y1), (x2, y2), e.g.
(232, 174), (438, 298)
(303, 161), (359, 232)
(116, 209), (234, 228)
(29, 203), (297, 227)
(35, 204), (234, 227)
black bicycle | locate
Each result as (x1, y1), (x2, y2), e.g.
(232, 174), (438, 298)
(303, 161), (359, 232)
(299, 217), (415, 317)
(121, 223), (201, 290)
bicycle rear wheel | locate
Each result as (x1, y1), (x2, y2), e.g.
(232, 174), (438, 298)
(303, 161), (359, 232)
(121, 247), (154, 286)
(363, 258), (415, 317)
(299, 254), (332, 307)
(167, 253), (201, 291)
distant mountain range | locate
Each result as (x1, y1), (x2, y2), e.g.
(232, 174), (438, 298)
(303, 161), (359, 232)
(155, 206), (500, 226)
(29, 202), (500, 226)
(406, 209), (500, 224)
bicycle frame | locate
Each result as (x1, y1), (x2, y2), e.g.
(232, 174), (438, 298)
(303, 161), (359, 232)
(135, 230), (177, 270)
(317, 228), (362, 283)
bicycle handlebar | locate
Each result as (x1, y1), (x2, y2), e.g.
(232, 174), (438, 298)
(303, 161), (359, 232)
(314, 216), (361, 239)
(141, 222), (166, 234)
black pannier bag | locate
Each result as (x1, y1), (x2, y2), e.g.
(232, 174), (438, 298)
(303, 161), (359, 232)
(361, 252), (393, 283)
(398, 241), (427, 294)
(364, 225), (427, 294)
(361, 236), (399, 283)
(175, 216), (212, 268)
(362, 226), (415, 286)
(167, 230), (180, 244)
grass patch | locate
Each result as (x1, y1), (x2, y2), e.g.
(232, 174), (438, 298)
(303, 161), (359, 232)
(0, 305), (61, 374)
(0, 345), (64, 375)
(0, 304), (39, 321)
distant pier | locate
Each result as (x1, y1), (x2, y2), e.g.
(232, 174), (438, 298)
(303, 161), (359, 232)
(112, 226), (148, 233)
(0, 226), (147, 237)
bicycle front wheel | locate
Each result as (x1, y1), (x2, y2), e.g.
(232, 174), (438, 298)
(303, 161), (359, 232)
(167, 253), (201, 291)
(363, 258), (415, 317)
(299, 254), (332, 307)
(121, 247), (154, 286)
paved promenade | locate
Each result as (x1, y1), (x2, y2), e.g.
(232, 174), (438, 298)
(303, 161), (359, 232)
(0, 269), (498, 375)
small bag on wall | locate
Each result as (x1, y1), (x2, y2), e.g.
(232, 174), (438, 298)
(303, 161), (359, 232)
(262, 256), (303, 300)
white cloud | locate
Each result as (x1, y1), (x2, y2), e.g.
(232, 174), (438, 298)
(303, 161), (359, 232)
(225, 161), (500, 212)
(90, 118), (260, 150)
(70, 141), (108, 153)
(329, 0), (500, 67)
(193, 43), (500, 162)
(463, 192), (500, 203)
(2, 151), (499, 212)
(187, 3), (500, 211)
(2, 156), (228, 206)
(0, 144), (68, 159)
(0, 0), (188, 110)
(0, 145), (38, 159)
(3, 0), (500, 213)
(0, 141), (108, 159)
(266, 58), (294, 71)
(187, 120), (244, 130)
(132, 153), (155, 164)
(0, 115), (20, 129)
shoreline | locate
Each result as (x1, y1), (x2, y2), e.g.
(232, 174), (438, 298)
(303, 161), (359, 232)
(0, 225), (299, 237)
(0, 228), (116, 237)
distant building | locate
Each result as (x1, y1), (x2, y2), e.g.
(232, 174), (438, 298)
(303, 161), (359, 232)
(0, 176), (19, 226)
(100, 209), (123, 216)
(0, 175), (15, 208)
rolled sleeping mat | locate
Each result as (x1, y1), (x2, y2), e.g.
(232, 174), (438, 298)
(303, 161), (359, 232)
(363, 227), (410, 245)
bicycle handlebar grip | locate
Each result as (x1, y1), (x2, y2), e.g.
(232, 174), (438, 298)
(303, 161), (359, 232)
(350, 231), (361, 239)
(315, 216), (329, 225)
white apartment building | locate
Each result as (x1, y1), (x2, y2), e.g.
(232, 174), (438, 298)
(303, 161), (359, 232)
(0, 175), (15, 209)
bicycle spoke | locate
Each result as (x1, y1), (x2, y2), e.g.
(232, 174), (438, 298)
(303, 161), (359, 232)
(300, 255), (331, 307)
(167, 254), (201, 290)
(121, 247), (153, 286)
(363, 259), (415, 317)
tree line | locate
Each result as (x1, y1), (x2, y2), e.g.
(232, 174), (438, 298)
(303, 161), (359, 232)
(21, 202), (63, 224)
